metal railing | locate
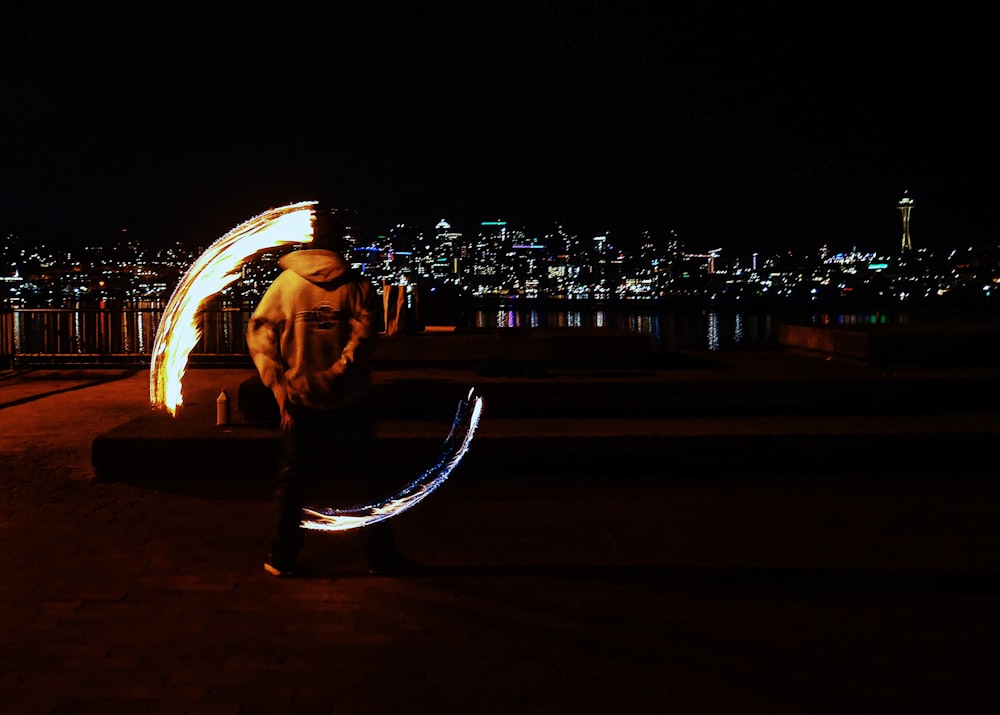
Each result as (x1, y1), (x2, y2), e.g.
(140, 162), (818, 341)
(1, 307), (254, 369)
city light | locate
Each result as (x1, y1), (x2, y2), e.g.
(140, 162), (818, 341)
(3, 191), (999, 316)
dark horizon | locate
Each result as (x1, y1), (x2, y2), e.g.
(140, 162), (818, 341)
(1, 3), (994, 257)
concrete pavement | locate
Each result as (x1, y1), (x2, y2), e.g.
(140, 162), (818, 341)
(2, 349), (1000, 713)
(93, 346), (1000, 480)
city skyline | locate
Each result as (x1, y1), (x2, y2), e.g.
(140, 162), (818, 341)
(1, 4), (994, 255)
(0, 187), (982, 279)
(0, 184), (967, 260)
(0, 191), (949, 268)
(4, 206), (998, 311)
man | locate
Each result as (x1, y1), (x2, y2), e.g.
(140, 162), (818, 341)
(246, 205), (404, 577)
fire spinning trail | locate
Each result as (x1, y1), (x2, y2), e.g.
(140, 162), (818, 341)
(150, 200), (316, 415)
(148, 201), (483, 531)
(302, 388), (483, 531)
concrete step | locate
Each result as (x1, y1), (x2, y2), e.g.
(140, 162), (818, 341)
(89, 350), (1000, 482)
(92, 401), (1000, 482)
(234, 367), (1000, 421)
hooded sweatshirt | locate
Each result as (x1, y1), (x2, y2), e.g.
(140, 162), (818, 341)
(246, 249), (378, 411)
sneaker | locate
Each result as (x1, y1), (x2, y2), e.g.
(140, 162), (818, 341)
(264, 558), (294, 578)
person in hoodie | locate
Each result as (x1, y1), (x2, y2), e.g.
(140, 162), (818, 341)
(247, 205), (405, 577)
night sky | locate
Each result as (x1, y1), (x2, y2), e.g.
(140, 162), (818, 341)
(1, 2), (994, 257)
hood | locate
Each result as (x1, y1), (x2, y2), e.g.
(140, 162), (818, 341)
(279, 249), (352, 285)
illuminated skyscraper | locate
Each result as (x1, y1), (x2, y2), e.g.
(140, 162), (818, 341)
(897, 190), (914, 252)
(432, 219), (463, 280)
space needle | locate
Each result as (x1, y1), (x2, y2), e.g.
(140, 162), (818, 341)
(897, 190), (914, 252)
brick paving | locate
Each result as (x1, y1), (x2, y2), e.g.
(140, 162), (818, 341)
(2, 356), (1000, 714)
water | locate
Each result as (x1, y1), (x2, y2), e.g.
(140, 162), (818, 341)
(469, 306), (779, 351)
(6, 303), (996, 359)
(469, 305), (999, 352)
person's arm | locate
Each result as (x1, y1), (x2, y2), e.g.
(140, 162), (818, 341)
(246, 279), (293, 426)
(311, 279), (379, 395)
(339, 278), (379, 367)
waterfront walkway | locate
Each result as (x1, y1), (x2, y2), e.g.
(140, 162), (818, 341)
(2, 345), (1000, 713)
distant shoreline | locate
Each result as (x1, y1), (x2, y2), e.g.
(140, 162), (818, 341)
(460, 295), (1000, 317)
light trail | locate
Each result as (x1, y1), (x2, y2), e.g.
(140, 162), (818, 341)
(301, 388), (484, 531)
(148, 201), (484, 530)
(149, 200), (316, 414)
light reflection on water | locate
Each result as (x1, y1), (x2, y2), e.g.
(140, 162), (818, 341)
(8, 304), (990, 356)
(471, 307), (776, 351)
(706, 312), (720, 351)
(469, 306), (979, 351)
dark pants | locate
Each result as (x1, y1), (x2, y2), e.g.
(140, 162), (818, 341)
(270, 401), (396, 570)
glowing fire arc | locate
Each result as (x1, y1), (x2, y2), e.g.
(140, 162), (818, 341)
(148, 201), (484, 530)
(150, 200), (316, 415)
(302, 388), (484, 531)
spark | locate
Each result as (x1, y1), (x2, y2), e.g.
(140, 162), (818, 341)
(150, 201), (316, 414)
(301, 388), (484, 531)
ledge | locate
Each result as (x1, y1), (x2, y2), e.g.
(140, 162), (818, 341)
(777, 323), (1000, 365)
